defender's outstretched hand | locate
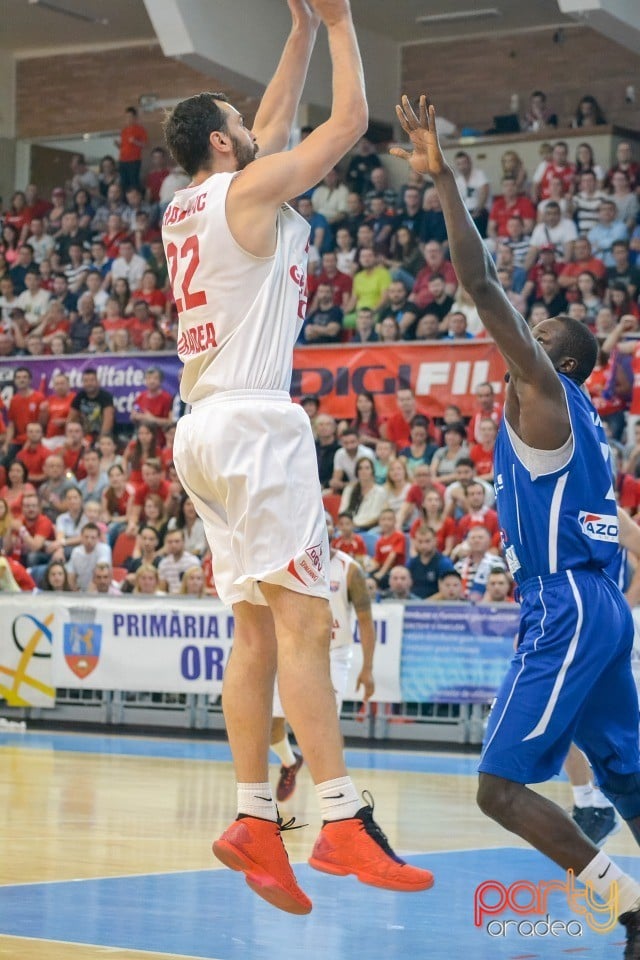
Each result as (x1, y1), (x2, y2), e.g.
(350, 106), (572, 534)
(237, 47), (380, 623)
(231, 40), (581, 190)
(390, 94), (447, 179)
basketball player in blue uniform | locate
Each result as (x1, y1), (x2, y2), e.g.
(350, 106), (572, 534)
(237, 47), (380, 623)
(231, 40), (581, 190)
(392, 95), (640, 955)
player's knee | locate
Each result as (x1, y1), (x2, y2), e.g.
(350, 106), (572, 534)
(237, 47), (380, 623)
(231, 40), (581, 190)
(600, 771), (640, 820)
(477, 773), (518, 821)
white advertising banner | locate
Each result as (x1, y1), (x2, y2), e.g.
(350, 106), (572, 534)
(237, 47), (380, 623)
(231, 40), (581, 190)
(46, 595), (404, 700)
(0, 597), (57, 707)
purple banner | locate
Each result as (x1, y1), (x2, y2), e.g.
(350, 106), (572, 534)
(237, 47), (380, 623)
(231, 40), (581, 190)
(0, 352), (181, 424)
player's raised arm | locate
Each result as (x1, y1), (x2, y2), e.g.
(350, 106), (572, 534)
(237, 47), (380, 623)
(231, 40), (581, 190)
(231, 0), (367, 210)
(252, 1), (320, 157)
(391, 96), (558, 392)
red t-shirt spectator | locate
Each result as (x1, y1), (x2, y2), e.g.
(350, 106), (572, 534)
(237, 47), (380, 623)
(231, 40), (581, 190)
(457, 508), (500, 547)
(134, 389), (173, 423)
(489, 195), (536, 237)
(145, 167), (170, 203)
(119, 124), (148, 163)
(42, 392), (76, 439)
(102, 315), (133, 338)
(619, 474), (640, 514)
(22, 511), (56, 541)
(410, 261), (458, 310)
(469, 443), (495, 477)
(133, 479), (171, 507)
(409, 514), (456, 554)
(374, 530), (406, 568)
(537, 162), (576, 200)
(332, 534), (367, 559)
(131, 288), (167, 312)
(307, 270), (353, 307)
(382, 406), (432, 450)
(129, 315), (157, 349)
(61, 447), (87, 481)
(559, 258), (607, 287)
(102, 230), (131, 260)
(16, 443), (50, 482)
(8, 391), (45, 445)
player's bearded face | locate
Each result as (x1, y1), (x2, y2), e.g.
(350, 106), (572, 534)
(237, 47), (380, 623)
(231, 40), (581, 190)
(231, 133), (258, 170)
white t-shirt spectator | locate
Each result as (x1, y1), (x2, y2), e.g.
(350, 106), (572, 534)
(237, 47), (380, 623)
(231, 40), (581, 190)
(529, 219), (578, 260)
(455, 168), (491, 212)
(333, 445), (375, 484)
(16, 288), (51, 328)
(110, 253), (148, 291)
(157, 551), (201, 594)
(66, 542), (112, 592)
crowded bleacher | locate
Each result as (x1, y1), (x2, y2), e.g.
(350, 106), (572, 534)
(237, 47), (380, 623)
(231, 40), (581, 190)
(1, 91), (640, 604)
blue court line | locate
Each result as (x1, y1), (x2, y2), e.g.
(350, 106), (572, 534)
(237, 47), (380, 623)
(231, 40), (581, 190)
(0, 848), (634, 959)
(0, 729), (497, 776)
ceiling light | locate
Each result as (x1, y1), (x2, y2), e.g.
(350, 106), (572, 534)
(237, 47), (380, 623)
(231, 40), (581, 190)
(416, 8), (501, 25)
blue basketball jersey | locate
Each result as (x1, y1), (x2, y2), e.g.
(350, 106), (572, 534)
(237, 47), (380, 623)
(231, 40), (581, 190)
(605, 547), (629, 591)
(494, 374), (618, 585)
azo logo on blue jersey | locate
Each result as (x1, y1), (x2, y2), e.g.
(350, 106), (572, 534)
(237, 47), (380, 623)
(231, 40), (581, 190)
(578, 511), (618, 543)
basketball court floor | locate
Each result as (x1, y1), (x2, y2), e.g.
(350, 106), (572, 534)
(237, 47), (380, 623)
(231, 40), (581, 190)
(0, 729), (636, 959)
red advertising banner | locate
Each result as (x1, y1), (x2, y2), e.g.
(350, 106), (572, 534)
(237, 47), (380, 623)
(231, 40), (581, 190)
(291, 341), (508, 418)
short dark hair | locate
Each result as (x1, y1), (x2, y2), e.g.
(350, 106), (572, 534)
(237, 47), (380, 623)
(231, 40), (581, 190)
(455, 457), (475, 470)
(82, 522), (100, 534)
(554, 314), (598, 385)
(164, 92), (230, 176)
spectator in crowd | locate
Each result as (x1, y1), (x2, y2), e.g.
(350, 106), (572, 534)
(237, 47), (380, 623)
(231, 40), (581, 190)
(522, 90), (558, 132)
(573, 94), (607, 128)
(526, 202), (577, 267)
(12, 490), (59, 569)
(144, 146), (171, 206)
(533, 140), (576, 201)
(26, 217), (54, 265)
(430, 423), (469, 486)
(608, 240), (640, 299)
(68, 152), (100, 199)
(397, 464), (445, 533)
(368, 507), (406, 590)
(372, 437), (395, 484)
(410, 241), (458, 309)
(413, 310), (443, 342)
(55, 487), (88, 557)
(378, 316), (401, 343)
(157, 528), (200, 594)
(16, 422), (49, 485)
(383, 457), (412, 516)
(571, 171), (608, 235)
(345, 247), (392, 316)
(133, 563), (165, 595)
(68, 368), (115, 439)
(381, 387), (428, 450)
(2, 367), (45, 463)
(469, 419), (498, 484)
(38, 454), (77, 523)
(121, 525), (162, 590)
(573, 142), (605, 187)
(10, 244), (37, 295)
(469, 382), (503, 444)
(365, 166), (398, 213)
(454, 151), (490, 236)
(66, 520), (112, 591)
(50, 272), (78, 316)
(609, 284), (639, 323)
(63, 241), (89, 294)
(426, 568), (466, 603)
(88, 560), (121, 595)
(454, 525), (506, 602)
(307, 251), (353, 313)
(301, 283), (343, 344)
(315, 414), (340, 492)
(78, 448), (108, 504)
(455, 480), (500, 546)
(536, 270), (568, 319)
(409, 488), (456, 556)
(487, 176), (536, 245)
(394, 186), (427, 240)
(115, 106), (148, 192)
(330, 427), (375, 493)
(180, 564), (207, 598)
(40, 560), (71, 592)
(54, 212), (91, 265)
(609, 171), (640, 231)
(312, 167), (349, 226)
(110, 237), (148, 291)
(444, 457), (494, 516)
(130, 366), (174, 439)
(386, 227), (425, 290)
(331, 511), (367, 565)
(339, 456), (388, 533)
(399, 415), (439, 472)
(350, 391), (380, 448)
(335, 226), (358, 277)
(481, 569), (514, 604)
(365, 196), (395, 253)
(588, 200), (629, 267)
(604, 141), (639, 191)
(167, 496), (207, 559)
(408, 524), (455, 600)
(382, 564), (418, 601)
(342, 193), (367, 241)
(352, 305), (378, 343)
(345, 137), (382, 195)
(16, 269), (50, 329)
(558, 236), (607, 296)
(421, 187), (449, 246)
(442, 310), (474, 340)
(297, 196), (331, 257)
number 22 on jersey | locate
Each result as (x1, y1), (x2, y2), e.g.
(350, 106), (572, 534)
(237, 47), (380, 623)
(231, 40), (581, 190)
(166, 235), (208, 314)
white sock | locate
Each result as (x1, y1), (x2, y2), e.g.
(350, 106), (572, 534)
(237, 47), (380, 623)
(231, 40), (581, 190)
(592, 787), (614, 809)
(316, 776), (360, 821)
(572, 783), (594, 808)
(237, 782), (277, 822)
(578, 852), (640, 916)
(271, 735), (297, 768)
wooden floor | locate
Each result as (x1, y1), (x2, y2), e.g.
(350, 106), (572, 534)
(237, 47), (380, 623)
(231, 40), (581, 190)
(0, 730), (636, 960)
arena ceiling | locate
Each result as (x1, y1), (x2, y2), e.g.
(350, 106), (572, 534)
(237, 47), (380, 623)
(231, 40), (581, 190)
(3, 0), (574, 55)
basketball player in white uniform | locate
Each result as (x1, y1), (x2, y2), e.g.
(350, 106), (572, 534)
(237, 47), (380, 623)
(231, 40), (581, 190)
(271, 516), (376, 802)
(162, 0), (433, 916)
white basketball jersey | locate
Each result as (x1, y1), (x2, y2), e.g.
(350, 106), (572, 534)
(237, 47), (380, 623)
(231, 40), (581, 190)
(329, 549), (357, 650)
(162, 171), (310, 404)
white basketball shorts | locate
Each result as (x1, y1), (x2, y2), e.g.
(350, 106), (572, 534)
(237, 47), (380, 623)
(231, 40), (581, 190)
(173, 389), (329, 606)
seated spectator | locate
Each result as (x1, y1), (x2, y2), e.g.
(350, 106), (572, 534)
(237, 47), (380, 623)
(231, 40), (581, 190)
(481, 569), (515, 604)
(130, 269), (167, 318)
(381, 387), (430, 450)
(532, 140), (575, 202)
(571, 171), (608, 236)
(133, 563), (165, 595)
(3, 366), (45, 461)
(445, 457), (494, 517)
(397, 464), (446, 533)
(575, 271), (603, 324)
(10, 243), (37, 294)
(311, 167), (349, 227)
(301, 283), (343, 344)
(573, 94), (607, 128)
(364, 196), (395, 254)
(408, 524), (455, 600)
(167, 495), (206, 559)
(343, 193), (367, 243)
(604, 141), (640, 192)
(521, 246), (562, 307)
(609, 284), (639, 322)
(67, 293), (98, 352)
(442, 311), (474, 340)
(377, 280), (420, 339)
(430, 423), (469, 486)
(378, 316), (400, 342)
(330, 428), (375, 493)
(385, 226), (425, 290)
(487, 176), (536, 244)
(157, 528), (200, 594)
(102, 463), (134, 534)
(412, 311), (443, 341)
(426, 568), (467, 602)
(381, 565), (418, 601)
(522, 90), (558, 132)
(454, 480), (500, 547)
(345, 137), (382, 196)
(368, 508), (407, 590)
(123, 424), (159, 486)
(350, 391), (381, 448)
(144, 146), (170, 206)
(558, 236), (607, 295)
(409, 241), (457, 310)
(26, 217), (54, 265)
(138, 493), (168, 546)
(307, 250), (352, 313)
(573, 141), (605, 187)
(469, 419), (498, 483)
(38, 454), (77, 522)
(365, 166), (398, 215)
(12, 490), (59, 569)
(420, 188), (448, 247)
(339, 457), (388, 532)
(500, 149), (529, 193)
(608, 171), (640, 232)
(383, 458), (412, 516)
(399, 415), (439, 472)
(63, 240), (89, 294)
(453, 151), (490, 237)
(55, 487), (88, 557)
(110, 237), (147, 290)
(40, 559), (71, 592)
(453, 526), (506, 602)
(78, 448), (109, 504)
(332, 512), (367, 565)
(60, 421), (88, 480)
(533, 270), (568, 319)
(372, 437), (395, 484)
(39, 373), (75, 440)
(608, 240), (640, 300)
(180, 564), (207, 598)
(69, 368), (115, 440)
(16, 268), (50, 328)
(588, 200), (629, 267)
(315, 414), (340, 492)
(24, 332), (45, 356)
(526, 202), (577, 267)
(16, 422), (50, 485)
(36, 301), (71, 349)
(297, 196), (331, 256)
(421, 275), (455, 324)
(89, 560), (121, 595)
(352, 305), (378, 343)
(409, 488), (456, 555)
(335, 226), (358, 277)
(344, 247), (392, 316)
(536, 175), (570, 221)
